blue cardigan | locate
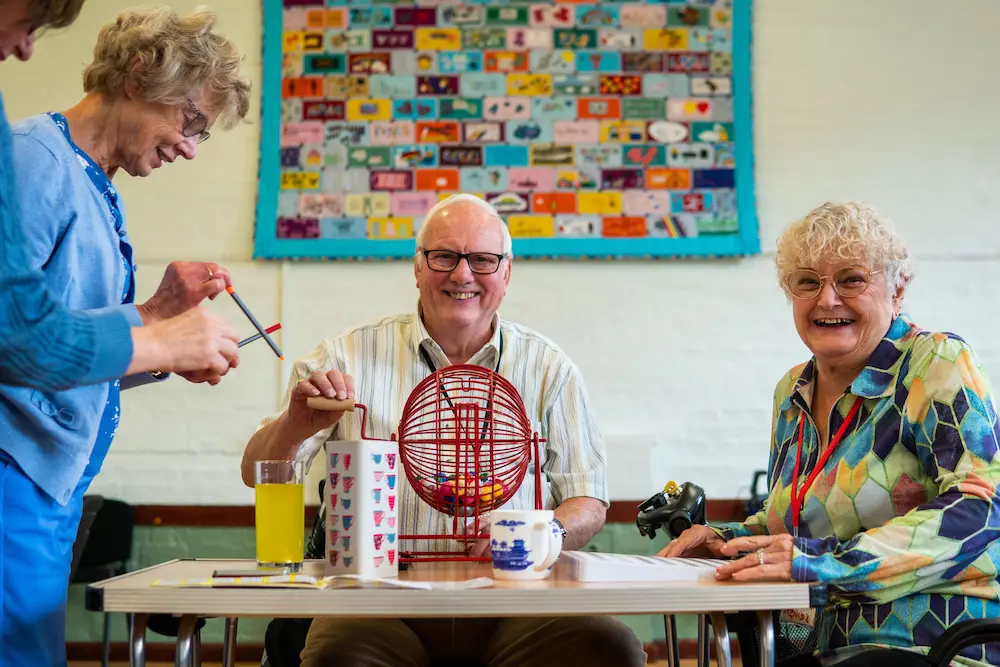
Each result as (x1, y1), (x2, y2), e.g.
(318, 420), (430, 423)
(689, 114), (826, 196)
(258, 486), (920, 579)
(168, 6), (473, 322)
(0, 93), (134, 390)
(0, 112), (153, 505)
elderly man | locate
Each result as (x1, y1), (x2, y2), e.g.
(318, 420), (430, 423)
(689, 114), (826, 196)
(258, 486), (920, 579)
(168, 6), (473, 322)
(242, 194), (646, 667)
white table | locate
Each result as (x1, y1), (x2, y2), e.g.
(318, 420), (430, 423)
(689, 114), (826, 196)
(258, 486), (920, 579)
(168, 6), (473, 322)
(85, 558), (827, 667)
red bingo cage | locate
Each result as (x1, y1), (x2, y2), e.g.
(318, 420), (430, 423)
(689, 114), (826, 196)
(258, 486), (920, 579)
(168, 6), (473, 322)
(309, 364), (544, 563)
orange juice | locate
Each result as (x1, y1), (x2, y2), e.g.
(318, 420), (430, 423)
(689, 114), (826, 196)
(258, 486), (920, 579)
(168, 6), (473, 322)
(255, 482), (305, 566)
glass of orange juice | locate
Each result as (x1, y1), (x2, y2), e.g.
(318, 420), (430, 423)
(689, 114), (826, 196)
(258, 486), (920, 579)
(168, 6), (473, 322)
(254, 460), (305, 572)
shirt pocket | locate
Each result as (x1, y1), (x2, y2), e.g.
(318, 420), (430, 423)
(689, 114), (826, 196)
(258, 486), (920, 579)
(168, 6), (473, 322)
(30, 391), (83, 431)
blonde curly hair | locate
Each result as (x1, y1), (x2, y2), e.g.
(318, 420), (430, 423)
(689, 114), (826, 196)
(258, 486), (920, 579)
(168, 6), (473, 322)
(774, 202), (914, 295)
(82, 5), (251, 129)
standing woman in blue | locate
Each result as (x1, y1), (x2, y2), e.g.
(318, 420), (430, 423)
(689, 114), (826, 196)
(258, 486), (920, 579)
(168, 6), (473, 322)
(0, 0), (244, 393)
(0, 3), (252, 665)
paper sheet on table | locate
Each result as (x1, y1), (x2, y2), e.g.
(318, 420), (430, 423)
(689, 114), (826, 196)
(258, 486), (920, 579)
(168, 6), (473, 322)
(150, 574), (495, 590)
(562, 551), (726, 583)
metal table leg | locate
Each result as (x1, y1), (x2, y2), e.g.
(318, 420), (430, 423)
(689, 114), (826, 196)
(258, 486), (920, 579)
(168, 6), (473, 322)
(698, 614), (711, 667)
(174, 616), (199, 667)
(662, 615), (679, 667)
(193, 627), (202, 666)
(102, 613), (112, 667)
(129, 614), (148, 667)
(757, 610), (775, 667)
(222, 618), (239, 667)
(709, 612), (732, 667)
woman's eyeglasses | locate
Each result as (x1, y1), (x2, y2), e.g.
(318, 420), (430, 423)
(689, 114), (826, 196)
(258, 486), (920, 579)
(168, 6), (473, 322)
(182, 98), (210, 144)
(784, 266), (882, 299)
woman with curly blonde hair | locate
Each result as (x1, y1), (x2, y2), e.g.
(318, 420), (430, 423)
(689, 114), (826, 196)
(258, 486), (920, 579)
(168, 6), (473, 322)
(53, 4), (250, 175)
(663, 202), (1000, 667)
(0, 5), (250, 664)
(0, 0), (244, 394)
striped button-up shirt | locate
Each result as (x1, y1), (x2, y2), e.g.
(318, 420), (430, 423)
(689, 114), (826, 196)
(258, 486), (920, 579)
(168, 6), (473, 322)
(257, 308), (608, 553)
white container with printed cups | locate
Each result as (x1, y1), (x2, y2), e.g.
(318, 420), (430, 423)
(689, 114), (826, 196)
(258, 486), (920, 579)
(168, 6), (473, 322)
(489, 509), (563, 580)
(325, 440), (401, 578)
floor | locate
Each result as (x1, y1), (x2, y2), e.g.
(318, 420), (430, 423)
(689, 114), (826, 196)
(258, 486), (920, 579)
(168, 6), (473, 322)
(69, 662), (699, 666)
(69, 662), (691, 666)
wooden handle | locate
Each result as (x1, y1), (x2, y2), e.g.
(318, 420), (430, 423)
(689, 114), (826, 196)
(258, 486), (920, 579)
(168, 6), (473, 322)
(306, 397), (356, 412)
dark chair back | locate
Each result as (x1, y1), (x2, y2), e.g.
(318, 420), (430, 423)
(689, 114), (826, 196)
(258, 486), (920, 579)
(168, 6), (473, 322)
(745, 470), (768, 515)
(70, 495), (105, 582)
(73, 498), (134, 583)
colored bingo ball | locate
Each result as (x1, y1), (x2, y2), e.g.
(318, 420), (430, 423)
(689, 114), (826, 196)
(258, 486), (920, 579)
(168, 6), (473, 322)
(479, 483), (505, 505)
(435, 475), (476, 509)
(477, 478), (506, 505)
(433, 474), (508, 512)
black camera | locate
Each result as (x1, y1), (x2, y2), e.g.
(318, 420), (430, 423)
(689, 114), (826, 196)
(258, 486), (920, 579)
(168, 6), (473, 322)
(636, 480), (707, 540)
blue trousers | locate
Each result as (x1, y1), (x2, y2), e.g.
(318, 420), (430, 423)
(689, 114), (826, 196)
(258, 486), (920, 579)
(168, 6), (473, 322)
(0, 434), (107, 667)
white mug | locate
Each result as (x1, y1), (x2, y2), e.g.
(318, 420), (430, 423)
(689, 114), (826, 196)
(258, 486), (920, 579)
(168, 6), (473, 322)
(489, 509), (563, 580)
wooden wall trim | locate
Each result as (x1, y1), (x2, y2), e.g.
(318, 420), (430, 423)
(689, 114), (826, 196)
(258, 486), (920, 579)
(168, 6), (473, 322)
(132, 499), (749, 527)
(135, 504), (265, 527)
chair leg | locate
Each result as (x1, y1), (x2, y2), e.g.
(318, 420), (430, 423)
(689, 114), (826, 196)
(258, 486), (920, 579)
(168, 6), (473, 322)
(173, 617), (197, 667)
(662, 614), (680, 667)
(709, 612), (733, 667)
(102, 612), (111, 667)
(756, 611), (775, 667)
(222, 618), (239, 667)
(122, 614), (134, 666)
(697, 614), (709, 667)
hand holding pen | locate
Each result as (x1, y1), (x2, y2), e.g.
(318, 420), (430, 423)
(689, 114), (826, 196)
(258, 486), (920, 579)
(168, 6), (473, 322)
(172, 280), (284, 385)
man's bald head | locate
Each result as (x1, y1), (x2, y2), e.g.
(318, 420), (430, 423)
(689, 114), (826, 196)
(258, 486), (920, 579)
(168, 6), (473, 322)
(416, 194), (512, 257)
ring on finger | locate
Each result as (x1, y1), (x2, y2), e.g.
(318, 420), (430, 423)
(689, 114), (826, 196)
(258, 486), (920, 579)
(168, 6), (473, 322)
(757, 548), (765, 566)
(206, 267), (214, 280)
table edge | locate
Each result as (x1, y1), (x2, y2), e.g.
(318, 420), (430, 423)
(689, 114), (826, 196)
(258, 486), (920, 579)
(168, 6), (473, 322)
(90, 583), (829, 617)
(85, 558), (183, 612)
(84, 558), (829, 615)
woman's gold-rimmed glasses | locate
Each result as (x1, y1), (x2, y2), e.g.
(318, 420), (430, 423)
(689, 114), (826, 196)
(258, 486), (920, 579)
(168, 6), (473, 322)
(784, 266), (882, 300)
(182, 97), (210, 144)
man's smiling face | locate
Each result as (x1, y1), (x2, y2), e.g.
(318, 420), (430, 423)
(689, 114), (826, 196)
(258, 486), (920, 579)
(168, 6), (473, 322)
(414, 200), (511, 334)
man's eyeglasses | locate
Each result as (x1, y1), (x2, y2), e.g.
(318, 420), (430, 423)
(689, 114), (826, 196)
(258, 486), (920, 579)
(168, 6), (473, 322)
(784, 265), (882, 300)
(182, 98), (210, 144)
(422, 249), (506, 274)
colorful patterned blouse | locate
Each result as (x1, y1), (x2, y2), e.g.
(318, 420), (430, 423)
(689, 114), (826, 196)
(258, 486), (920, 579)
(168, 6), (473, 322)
(717, 315), (1000, 667)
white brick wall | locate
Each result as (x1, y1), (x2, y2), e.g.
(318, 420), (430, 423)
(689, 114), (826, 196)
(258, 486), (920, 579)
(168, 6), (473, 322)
(2, 0), (999, 505)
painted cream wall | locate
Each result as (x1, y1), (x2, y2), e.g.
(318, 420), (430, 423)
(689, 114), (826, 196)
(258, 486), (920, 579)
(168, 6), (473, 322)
(1, 0), (999, 507)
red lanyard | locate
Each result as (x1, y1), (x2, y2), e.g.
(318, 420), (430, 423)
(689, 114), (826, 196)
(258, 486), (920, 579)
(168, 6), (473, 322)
(790, 396), (864, 534)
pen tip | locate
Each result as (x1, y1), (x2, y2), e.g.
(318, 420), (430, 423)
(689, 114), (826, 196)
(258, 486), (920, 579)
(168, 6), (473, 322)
(280, 355), (285, 360)
(226, 286), (234, 294)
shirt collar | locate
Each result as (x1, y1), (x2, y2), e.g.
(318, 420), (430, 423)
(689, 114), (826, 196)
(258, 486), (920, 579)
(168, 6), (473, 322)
(781, 314), (920, 411)
(408, 300), (502, 369)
